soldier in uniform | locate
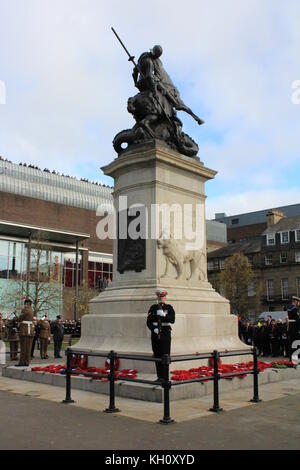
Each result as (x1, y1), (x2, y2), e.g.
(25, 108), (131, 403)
(287, 296), (300, 361)
(39, 314), (51, 359)
(52, 315), (64, 358)
(147, 289), (175, 382)
(7, 313), (19, 361)
(16, 299), (35, 367)
(31, 317), (40, 359)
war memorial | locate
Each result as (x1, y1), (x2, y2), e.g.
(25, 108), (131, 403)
(72, 35), (248, 375)
(9, 37), (300, 413)
(1, 26), (300, 454)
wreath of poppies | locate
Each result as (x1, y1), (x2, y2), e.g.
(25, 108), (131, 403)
(105, 357), (120, 371)
(31, 359), (295, 383)
(31, 356), (137, 381)
(170, 359), (295, 382)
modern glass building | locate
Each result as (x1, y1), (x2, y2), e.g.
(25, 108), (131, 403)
(0, 158), (113, 319)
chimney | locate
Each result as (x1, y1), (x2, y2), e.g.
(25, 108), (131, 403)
(266, 209), (285, 227)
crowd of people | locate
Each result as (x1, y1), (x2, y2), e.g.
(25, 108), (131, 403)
(0, 309), (81, 363)
(238, 296), (300, 360)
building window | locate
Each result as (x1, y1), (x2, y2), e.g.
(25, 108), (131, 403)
(247, 255), (254, 266)
(0, 240), (9, 279)
(231, 218), (239, 225)
(207, 261), (214, 271)
(281, 278), (289, 300)
(219, 259), (225, 270)
(266, 233), (275, 245)
(280, 252), (288, 263)
(265, 254), (273, 266)
(8, 242), (23, 280)
(207, 260), (219, 271)
(267, 279), (274, 300)
(63, 255), (82, 288)
(280, 231), (289, 244)
(295, 251), (300, 263)
(88, 261), (113, 288)
(295, 229), (300, 242)
(297, 277), (300, 297)
(248, 281), (254, 297)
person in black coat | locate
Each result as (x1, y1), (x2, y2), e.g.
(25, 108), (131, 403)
(260, 321), (271, 357)
(244, 321), (253, 346)
(269, 319), (280, 357)
(52, 315), (64, 358)
(147, 289), (175, 382)
(252, 323), (261, 352)
(282, 317), (289, 357)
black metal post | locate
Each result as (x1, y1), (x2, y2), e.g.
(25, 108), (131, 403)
(74, 240), (79, 323)
(209, 350), (223, 412)
(62, 348), (75, 403)
(104, 351), (120, 413)
(250, 347), (262, 403)
(26, 231), (32, 298)
(159, 354), (174, 425)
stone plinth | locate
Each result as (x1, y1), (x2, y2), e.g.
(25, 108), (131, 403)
(73, 141), (249, 370)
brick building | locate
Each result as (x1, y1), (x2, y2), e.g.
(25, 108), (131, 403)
(208, 209), (300, 316)
(0, 158), (113, 319)
(215, 203), (300, 243)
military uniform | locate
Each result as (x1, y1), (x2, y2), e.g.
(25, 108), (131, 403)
(39, 318), (50, 359)
(7, 317), (19, 360)
(147, 290), (175, 381)
(31, 321), (40, 358)
(18, 304), (35, 366)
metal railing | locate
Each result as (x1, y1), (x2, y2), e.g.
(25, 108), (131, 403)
(62, 347), (261, 424)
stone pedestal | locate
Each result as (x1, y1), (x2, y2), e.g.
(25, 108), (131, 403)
(74, 141), (248, 370)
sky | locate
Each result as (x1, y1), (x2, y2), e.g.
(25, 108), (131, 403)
(0, 0), (299, 219)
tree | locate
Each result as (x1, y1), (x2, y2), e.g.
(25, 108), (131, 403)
(4, 234), (63, 318)
(63, 280), (98, 318)
(218, 252), (255, 318)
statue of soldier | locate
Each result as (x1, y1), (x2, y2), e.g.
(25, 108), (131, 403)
(112, 34), (204, 157)
(133, 45), (204, 126)
(147, 289), (175, 382)
(16, 299), (35, 367)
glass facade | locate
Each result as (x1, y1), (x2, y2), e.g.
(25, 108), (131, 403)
(0, 239), (113, 318)
(88, 261), (113, 288)
(0, 239), (64, 319)
(0, 240), (26, 280)
(63, 254), (82, 288)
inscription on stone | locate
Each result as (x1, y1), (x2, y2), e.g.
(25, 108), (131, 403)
(117, 210), (146, 273)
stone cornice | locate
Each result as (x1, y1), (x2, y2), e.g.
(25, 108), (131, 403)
(102, 141), (217, 181)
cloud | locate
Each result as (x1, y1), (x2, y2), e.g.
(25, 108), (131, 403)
(206, 188), (300, 219)
(0, 0), (299, 210)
